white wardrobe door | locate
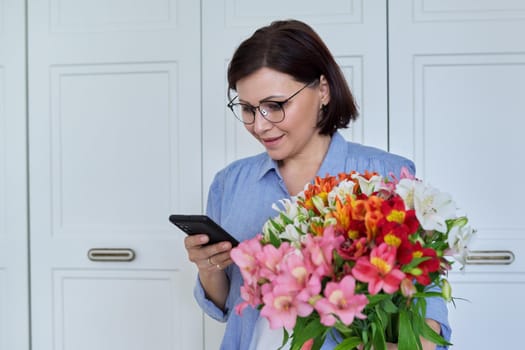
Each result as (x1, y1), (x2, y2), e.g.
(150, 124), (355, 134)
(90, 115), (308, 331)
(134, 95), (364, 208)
(201, 0), (387, 348)
(389, 1), (525, 349)
(0, 1), (29, 349)
(28, 1), (203, 349)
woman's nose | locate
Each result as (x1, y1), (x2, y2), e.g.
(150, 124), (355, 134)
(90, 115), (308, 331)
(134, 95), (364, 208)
(252, 110), (273, 134)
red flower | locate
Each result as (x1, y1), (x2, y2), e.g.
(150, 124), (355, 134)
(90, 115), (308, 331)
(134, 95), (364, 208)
(352, 243), (405, 295)
(338, 237), (369, 260)
(399, 241), (441, 285)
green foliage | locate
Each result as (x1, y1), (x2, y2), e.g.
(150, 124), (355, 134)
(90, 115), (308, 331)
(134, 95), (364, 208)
(398, 308), (421, 350)
(333, 337), (361, 350)
(289, 316), (327, 350)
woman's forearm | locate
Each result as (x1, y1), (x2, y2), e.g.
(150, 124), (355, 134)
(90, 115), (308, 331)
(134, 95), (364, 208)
(199, 269), (230, 310)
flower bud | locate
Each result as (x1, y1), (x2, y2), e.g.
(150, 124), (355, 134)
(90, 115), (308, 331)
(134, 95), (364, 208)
(409, 267), (423, 276)
(312, 195), (326, 213)
(300, 338), (314, 350)
(442, 279), (452, 302)
(400, 278), (417, 298)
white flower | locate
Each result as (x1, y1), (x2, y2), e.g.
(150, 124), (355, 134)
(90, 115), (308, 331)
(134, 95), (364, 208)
(279, 224), (303, 246)
(351, 173), (384, 196)
(273, 198), (299, 220)
(262, 220), (279, 240)
(395, 178), (419, 209)
(447, 222), (476, 265)
(327, 180), (355, 205)
(312, 195), (326, 213)
(413, 182), (456, 232)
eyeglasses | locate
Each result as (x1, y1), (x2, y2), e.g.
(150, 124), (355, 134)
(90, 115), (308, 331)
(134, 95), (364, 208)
(227, 80), (315, 124)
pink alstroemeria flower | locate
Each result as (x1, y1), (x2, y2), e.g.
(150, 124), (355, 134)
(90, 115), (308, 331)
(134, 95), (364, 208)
(257, 242), (292, 281)
(230, 235), (263, 285)
(303, 226), (344, 277)
(275, 252), (318, 318)
(275, 252), (309, 289)
(352, 243), (406, 295)
(314, 276), (368, 326)
(260, 284), (301, 330)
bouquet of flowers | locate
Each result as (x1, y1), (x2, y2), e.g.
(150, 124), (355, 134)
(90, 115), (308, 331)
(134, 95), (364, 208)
(231, 168), (475, 350)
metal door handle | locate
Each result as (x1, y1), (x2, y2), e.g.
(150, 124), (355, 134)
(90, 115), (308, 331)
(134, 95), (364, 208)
(87, 248), (136, 262)
(465, 250), (515, 265)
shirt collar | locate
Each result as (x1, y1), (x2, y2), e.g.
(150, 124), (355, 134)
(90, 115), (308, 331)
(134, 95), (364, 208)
(257, 153), (279, 180)
(256, 131), (346, 181)
(317, 131), (347, 177)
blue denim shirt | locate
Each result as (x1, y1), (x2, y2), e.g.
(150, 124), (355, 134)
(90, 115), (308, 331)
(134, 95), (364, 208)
(194, 132), (451, 349)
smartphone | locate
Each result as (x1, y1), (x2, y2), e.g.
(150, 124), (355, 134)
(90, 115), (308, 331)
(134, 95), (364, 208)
(169, 214), (239, 247)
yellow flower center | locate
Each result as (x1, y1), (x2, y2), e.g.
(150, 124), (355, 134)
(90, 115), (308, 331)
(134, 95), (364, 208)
(413, 251), (423, 258)
(387, 210), (405, 224)
(347, 230), (360, 240)
(328, 290), (347, 308)
(371, 257), (392, 275)
(384, 233), (402, 247)
(274, 295), (293, 311)
(292, 266), (308, 284)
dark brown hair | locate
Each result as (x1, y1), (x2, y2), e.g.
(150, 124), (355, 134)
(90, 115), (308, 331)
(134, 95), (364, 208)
(227, 19), (358, 135)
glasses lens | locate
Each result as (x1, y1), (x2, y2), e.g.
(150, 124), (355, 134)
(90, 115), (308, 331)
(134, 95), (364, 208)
(230, 102), (285, 124)
(231, 103), (254, 124)
(259, 102), (284, 123)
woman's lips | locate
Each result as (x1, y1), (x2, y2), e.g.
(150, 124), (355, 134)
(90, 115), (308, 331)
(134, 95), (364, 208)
(261, 135), (284, 148)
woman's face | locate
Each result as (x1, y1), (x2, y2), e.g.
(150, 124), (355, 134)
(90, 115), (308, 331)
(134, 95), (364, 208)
(235, 67), (330, 163)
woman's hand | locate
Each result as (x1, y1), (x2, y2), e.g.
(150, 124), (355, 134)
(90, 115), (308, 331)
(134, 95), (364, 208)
(185, 234), (233, 272)
(184, 234), (233, 309)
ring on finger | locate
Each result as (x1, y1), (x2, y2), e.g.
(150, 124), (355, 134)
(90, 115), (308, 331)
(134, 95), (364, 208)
(216, 264), (221, 270)
(208, 257), (214, 265)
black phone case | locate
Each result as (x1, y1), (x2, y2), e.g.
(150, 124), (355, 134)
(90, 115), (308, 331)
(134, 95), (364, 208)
(169, 214), (239, 246)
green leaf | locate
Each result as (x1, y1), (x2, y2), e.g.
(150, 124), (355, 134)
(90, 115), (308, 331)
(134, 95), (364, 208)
(279, 212), (294, 225)
(334, 337), (361, 350)
(415, 315), (452, 346)
(278, 328), (290, 350)
(374, 305), (388, 331)
(380, 297), (399, 314)
(401, 256), (431, 272)
(334, 321), (355, 337)
(290, 318), (326, 350)
(367, 293), (391, 306)
(268, 232), (281, 247)
(412, 291), (444, 299)
(398, 309), (420, 350)
(371, 319), (387, 350)
(269, 217), (284, 232)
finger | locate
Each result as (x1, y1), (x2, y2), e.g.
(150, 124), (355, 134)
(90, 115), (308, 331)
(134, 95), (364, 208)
(212, 252), (233, 266)
(200, 241), (232, 260)
(187, 240), (234, 270)
(200, 243), (234, 271)
(184, 234), (209, 249)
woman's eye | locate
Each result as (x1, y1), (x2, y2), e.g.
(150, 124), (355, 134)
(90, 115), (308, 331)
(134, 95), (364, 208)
(263, 102), (282, 111)
(240, 104), (253, 113)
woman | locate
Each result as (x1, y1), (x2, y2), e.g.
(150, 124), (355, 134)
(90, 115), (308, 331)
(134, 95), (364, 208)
(184, 19), (450, 349)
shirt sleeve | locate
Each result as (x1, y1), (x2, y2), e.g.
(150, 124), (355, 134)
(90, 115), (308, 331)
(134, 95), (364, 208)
(425, 293), (452, 349)
(375, 155), (416, 180)
(192, 170), (229, 322)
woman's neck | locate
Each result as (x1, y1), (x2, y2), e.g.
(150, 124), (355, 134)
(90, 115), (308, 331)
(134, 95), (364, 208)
(278, 135), (331, 195)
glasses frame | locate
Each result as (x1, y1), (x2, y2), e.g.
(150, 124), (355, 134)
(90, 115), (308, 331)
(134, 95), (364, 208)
(227, 80), (316, 125)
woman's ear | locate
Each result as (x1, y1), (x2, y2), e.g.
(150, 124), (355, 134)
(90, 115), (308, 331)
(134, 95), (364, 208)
(318, 74), (330, 105)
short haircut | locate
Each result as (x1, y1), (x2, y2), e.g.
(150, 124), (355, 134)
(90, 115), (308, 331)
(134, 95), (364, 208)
(227, 19), (359, 135)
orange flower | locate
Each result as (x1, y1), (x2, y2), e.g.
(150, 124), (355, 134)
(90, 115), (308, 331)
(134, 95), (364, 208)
(309, 220), (324, 236)
(363, 196), (385, 241)
(350, 198), (367, 221)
